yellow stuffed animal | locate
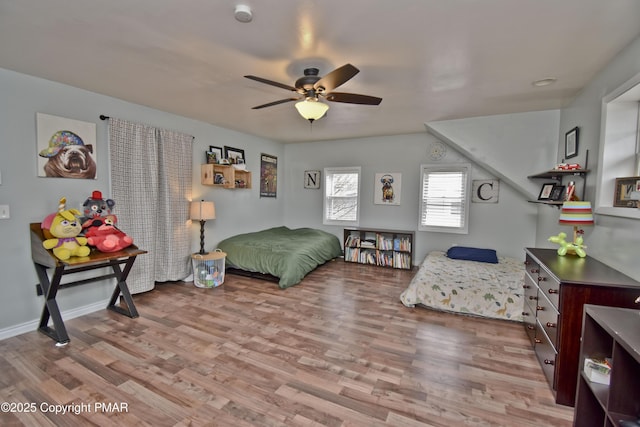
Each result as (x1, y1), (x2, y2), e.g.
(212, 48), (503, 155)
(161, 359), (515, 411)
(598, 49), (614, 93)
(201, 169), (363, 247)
(42, 197), (91, 260)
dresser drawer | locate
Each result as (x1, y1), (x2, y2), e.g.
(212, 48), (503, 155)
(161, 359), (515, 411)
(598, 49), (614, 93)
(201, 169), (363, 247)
(537, 267), (560, 308)
(523, 273), (538, 303)
(524, 255), (540, 284)
(522, 300), (537, 345)
(534, 327), (557, 391)
(536, 291), (559, 350)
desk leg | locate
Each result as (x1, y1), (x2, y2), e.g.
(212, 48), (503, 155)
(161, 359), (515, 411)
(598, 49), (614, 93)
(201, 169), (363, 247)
(35, 264), (70, 345)
(107, 256), (139, 318)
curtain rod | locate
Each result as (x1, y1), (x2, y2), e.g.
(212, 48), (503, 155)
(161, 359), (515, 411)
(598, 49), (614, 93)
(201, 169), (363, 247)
(99, 115), (110, 120)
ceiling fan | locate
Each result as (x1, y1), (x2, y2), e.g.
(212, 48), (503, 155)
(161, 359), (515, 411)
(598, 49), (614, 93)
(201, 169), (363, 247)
(244, 64), (382, 123)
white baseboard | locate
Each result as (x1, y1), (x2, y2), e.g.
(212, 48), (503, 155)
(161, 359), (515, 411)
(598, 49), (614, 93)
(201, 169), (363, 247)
(0, 298), (112, 341)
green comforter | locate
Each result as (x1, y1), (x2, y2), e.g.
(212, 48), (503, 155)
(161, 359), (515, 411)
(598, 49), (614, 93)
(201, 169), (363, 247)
(217, 226), (343, 288)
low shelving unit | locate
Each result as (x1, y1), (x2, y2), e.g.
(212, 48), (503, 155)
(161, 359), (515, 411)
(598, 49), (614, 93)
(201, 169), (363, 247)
(343, 227), (414, 270)
(574, 304), (640, 426)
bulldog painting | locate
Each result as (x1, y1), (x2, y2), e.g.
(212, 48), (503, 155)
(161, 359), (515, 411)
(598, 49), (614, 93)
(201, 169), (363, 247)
(38, 130), (97, 179)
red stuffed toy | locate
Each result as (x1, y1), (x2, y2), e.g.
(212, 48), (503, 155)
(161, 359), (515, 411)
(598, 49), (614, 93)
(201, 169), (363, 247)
(84, 215), (133, 252)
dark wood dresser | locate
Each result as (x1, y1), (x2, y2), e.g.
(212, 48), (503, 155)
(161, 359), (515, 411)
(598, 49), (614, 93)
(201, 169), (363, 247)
(523, 248), (640, 407)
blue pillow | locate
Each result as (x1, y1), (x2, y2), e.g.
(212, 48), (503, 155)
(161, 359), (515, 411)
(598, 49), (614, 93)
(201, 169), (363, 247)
(446, 246), (499, 264)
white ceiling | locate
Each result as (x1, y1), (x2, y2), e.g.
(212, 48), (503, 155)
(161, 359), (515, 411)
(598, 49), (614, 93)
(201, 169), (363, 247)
(1, 0), (639, 143)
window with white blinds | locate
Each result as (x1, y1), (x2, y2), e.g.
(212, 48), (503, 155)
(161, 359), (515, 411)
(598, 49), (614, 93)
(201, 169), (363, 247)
(323, 166), (361, 225)
(419, 164), (471, 233)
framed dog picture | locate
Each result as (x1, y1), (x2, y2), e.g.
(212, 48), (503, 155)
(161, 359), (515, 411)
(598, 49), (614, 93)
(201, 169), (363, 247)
(36, 113), (97, 179)
(374, 172), (401, 205)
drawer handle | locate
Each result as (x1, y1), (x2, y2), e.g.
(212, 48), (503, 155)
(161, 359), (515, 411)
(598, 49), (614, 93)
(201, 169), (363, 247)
(523, 284), (530, 289)
(544, 359), (555, 365)
(527, 325), (535, 330)
(529, 296), (537, 300)
(548, 289), (559, 294)
(530, 269), (539, 274)
(538, 276), (546, 282)
(536, 306), (544, 311)
(546, 322), (557, 328)
(535, 338), (541, 344)
(522, 312), (528, 316)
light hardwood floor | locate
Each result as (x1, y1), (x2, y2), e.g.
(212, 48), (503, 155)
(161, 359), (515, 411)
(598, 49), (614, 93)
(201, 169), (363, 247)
(0, 259), (574, 426)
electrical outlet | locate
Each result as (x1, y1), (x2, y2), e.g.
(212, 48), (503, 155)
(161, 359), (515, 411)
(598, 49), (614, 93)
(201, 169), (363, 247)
(0, 205), (10, 219)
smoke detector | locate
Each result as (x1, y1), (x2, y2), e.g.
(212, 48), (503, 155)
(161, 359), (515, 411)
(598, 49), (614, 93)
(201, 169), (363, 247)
(235, 5), (253, 23)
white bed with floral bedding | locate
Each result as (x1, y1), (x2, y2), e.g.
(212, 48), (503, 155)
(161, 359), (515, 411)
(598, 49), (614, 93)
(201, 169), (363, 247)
(400, 250), (525, 322)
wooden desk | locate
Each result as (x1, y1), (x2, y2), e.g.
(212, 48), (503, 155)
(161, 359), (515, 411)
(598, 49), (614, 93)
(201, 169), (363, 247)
(30, 222), (147, 345)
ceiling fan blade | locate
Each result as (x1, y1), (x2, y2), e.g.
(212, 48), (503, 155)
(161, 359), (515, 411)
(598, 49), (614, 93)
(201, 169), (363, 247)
(245, 75), (297, 92)
(314, 64), (359, 93)
(325, 92), (382, 105)
(251, 97), (300, 109)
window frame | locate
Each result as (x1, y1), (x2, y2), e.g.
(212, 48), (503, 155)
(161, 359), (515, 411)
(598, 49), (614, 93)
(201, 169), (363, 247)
(418, 163), (471, 234)
(595, 71), (640, 219)
(323, 166), (361, 226)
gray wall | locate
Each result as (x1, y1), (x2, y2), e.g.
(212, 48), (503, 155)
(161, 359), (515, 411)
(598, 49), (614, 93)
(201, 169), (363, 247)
(283, 133), (538, 263)
(538, 35), (640, 280)
(0, 68), (284, 338)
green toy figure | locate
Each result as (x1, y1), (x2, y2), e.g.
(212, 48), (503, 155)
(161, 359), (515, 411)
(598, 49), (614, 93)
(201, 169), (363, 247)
(548, 231), (587, 258)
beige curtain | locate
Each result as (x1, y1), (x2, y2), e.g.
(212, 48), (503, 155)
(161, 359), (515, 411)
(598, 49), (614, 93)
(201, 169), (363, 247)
(109, 118), (193, 293)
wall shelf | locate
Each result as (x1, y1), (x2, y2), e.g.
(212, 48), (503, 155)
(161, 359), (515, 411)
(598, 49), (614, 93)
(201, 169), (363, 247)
(527, 151), (590, 206)
(201, 164), (251, 189)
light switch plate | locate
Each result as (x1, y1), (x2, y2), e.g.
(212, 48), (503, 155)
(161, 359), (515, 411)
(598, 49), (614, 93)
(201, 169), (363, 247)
(0, 205), (10, 219)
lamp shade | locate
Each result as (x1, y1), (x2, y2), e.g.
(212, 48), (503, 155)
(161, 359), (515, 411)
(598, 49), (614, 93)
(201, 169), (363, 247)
(558, 201), (594, 226)
(190, 200), (216, 221)
(295, 98), (329, 121)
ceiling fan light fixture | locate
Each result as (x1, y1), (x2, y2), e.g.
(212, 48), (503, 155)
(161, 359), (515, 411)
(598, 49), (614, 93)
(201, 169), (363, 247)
(295, 98), (329, 122)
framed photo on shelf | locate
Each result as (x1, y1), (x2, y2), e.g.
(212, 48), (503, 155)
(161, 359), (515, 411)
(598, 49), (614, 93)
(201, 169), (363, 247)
(613, 176), (640, 207)
(549, 185), (566, 201)
(538, 183), (555, 200)
(207, 146), (223, 164)
(565, 127), (579, 159)
(223, 146), (245, 164)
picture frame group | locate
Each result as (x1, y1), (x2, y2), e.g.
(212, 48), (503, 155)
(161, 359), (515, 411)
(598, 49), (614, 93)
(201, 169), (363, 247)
(206, 145), (246, 165)
(538, 183), (566, 202)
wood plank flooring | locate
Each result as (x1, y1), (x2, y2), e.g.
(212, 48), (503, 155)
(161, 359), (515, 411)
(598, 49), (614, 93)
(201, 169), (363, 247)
(0, 259), (574, 426)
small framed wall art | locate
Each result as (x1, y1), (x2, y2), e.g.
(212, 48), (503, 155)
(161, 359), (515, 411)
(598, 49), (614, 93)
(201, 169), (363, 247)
(374, 173), (401, 205)
(538, 183), (555, 200)
(613, 176), (640, 207)
(223, 146), (245, 164)
(549, 185), (566, 201)
(304, 170), (321, 189)
(471, 179), (499, 203)
(207, 145), (223, 164)
(36, 113), (97, 179)
(260, 153), (277, 198)
(565, 127), (579, 159)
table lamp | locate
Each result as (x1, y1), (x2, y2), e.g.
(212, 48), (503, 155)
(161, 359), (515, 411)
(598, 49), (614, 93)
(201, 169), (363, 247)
(190, 200), (216, 254)
(550, 201), (594, 257)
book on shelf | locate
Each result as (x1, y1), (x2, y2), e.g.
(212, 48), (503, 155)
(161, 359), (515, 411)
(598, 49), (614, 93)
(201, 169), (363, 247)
(583, 357), (612, 385)
(345, 234), (360, 247)
(393, 237), (411, 252)
(360, 239), (376, 248)
(376, 234), (393, 250)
